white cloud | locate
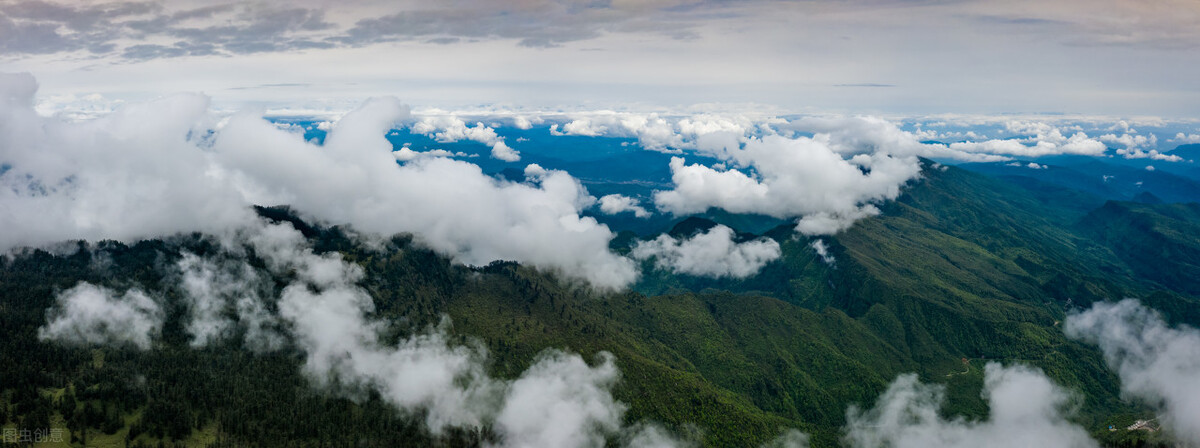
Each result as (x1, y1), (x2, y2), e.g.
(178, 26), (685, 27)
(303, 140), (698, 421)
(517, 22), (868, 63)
(1065, 299), (1200, 446)
(175, 252), (284, 351)
(653, 132), (921, 235)
(492, 351), (624, 448)
(1102, 132), (1157, 150)
(177, 253), (237, 347)
(760, 429), (810, 448)
(810, 239), (834, 265)
(599, 194), (651, 218)
(491, 140), (521, 162)
(949, 131), (1106, 157)
(632, 225), (781, 278)
(843, 363), (1098, 448)
(0, 73), (634, 289)
(1170, 132), (1200, 144)
(394, 147), (470, 161)
(411, 112), (520, 162)
(549, 111), (770, 154)
(38, 283), (163, 350)
(240, 221), (687, 447)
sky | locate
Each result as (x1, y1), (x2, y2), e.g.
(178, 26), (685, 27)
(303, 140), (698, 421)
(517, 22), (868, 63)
(3, 0), (1200, 116)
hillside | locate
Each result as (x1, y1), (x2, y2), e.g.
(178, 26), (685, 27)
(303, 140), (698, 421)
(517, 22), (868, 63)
(2, 164), (1197, 447)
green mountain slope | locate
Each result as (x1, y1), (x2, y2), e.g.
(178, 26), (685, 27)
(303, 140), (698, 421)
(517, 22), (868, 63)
(3, 163), (1197, 447)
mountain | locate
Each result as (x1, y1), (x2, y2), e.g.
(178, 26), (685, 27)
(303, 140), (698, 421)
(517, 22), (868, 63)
(1079, 201), (1200, 296)
(2, 163), (1197, 447)
(959, 158), (1200, 204)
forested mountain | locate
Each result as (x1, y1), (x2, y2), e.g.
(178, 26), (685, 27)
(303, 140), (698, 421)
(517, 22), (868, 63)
(2, 163), (1195, 447)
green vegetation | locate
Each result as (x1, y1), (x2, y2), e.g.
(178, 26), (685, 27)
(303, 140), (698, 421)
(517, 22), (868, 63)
(2, 163), (1195, 447)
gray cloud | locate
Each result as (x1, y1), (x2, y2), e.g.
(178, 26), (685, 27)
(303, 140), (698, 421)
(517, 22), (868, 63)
(336, 1), (703, 49)
(0, 1), (335, 59)
(0, 0), (709, 59)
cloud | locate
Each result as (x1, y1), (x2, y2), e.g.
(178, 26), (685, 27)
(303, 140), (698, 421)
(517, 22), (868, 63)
(492, 351), (624, 448)
(843, 363), (1098, 448)
(598, 194), (651, 218)
(549, 111), (769, 153)
(233, 221), (688, 447)
(1100, 132), (1183, 161)
(780, 116), (1008, 162)
(175, 252), (283, 351)
(0, 73), (634, 289)
(948, 131), (1107, 157)
(810, 239), (834, 266)
(1064, 299), (1200, 445)
(653, 132), (922, 235)
(632, 225), (781, 278)
(760, 429), (810, 448)
(411, 113), (520, 162)
(393, 147), (470, 161)
(0, 1), (335, 59)
(337, 1), (701, 49)
(38, 283), (163, 350)
(491, 140), (521, 162)
(1171, 132), (1200, 144)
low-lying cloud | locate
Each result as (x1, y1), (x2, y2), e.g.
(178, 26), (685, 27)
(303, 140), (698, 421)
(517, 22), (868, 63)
(39, 283), (163, 350)
(844, 363), (1098, 448)
(1065, 299), (1200, 445)
(631, 225), (781, 278)
(37, 220), (693, 447)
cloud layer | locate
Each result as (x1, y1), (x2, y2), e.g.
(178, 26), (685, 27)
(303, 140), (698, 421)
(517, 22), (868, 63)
(0, 73), (635, 288)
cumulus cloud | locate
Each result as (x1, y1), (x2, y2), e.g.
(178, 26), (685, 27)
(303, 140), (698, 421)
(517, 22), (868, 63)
(598, 194), (651, 218)
(949, 131), (1106, 157)
(1171, 132), (1200, 144)
(0, 73), (633, 289)
(38, 283), (163, 350)
(654, 133), (921, 235)
(1064, 299), (1200, 445)
(549, 111), (772, 153)
(491, 140), (521, 162)
(843, 363), (1098, 448)
(411, 113), (520, 162)
(631, 225), (780, 278)
(1101, 132), (1182, 161)
(781, 116), (1007, 162)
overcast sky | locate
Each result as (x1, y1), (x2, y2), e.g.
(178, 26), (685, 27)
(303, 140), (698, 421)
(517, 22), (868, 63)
(3, 0), (1199, 117)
